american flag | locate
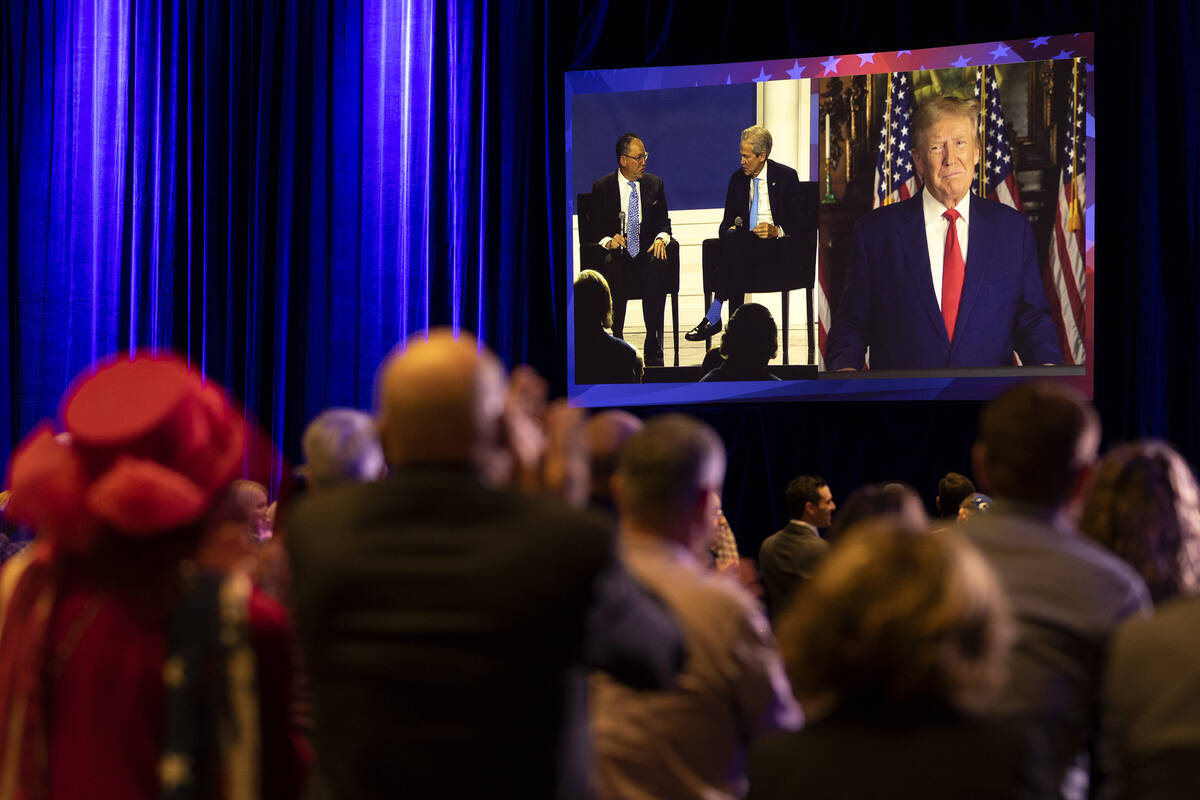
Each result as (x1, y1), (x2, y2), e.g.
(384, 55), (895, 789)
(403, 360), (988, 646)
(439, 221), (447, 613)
(817, 72), (919, 367)
(973, 66), (1023, 211)
(873, 72), (920, 208)
(1044, 60), (1087, 365)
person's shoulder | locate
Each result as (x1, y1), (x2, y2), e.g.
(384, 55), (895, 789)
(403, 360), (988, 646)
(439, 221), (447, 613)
(768, 159), (800, 181)
(591, 171), (617, 192)
(971, 194), (1031, 227)
(852, 194), (918, 235)
(609, 332), (637, 356)
(641, 171), (665, 189)
(1116, 594), (1200, 650)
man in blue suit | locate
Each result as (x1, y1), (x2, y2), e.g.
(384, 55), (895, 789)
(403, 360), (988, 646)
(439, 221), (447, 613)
(826, 96), (1061, 371)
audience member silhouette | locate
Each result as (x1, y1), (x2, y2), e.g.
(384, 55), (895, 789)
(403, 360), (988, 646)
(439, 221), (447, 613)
(700, 303), (781, 382)
(591, 414), (799, 799)
(936, 471), (976, 519)
(758, 475), (835, 619)
(301, 408), (387, 491)
(285, 330), (683, 800)
(750, 521), (1041, 799)
(0, 354), (309, 800)
(964, 381), (1151, 799)
(1078, 440), (1200, 605)
(958, 491), (993, 522)
(826, 482), (928, 542)
(574, 269), (644, 384)
(586, 409), (643, 515)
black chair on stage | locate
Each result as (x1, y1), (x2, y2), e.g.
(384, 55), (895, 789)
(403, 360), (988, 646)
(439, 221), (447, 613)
(699, 227), (817, 365)
(576, 191), (682, 367)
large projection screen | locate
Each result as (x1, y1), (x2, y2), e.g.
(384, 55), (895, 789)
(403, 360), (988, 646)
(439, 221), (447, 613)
(565, 33), (1093, 406)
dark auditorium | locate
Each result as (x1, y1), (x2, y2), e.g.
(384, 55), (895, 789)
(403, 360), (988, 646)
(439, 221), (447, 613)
(2, 1), (1198, 798)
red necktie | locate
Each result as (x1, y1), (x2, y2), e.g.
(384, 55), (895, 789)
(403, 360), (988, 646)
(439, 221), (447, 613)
(941, 208), (965, 341)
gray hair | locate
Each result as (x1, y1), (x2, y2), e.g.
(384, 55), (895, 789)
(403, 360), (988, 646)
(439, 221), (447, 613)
(302, 408), (386, 490)
(741, 125), (773, 157)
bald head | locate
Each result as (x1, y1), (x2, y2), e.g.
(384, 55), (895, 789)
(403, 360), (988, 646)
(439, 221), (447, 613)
(378, 330), (506, 469)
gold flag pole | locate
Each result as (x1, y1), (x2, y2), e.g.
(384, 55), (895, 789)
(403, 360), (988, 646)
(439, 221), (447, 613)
(977, 67), (987, 198)
(1067, 59), (1083, 232)
(883, 72), (894, 205)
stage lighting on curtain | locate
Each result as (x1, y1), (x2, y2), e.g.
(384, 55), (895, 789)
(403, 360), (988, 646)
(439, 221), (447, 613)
(3, 0), (556, 476)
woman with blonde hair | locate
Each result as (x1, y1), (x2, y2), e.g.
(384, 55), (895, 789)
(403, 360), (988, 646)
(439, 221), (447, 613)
(749, 521), (1042, 799)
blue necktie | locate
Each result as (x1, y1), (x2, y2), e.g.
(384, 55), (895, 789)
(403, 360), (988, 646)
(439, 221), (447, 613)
(627, 181), (640, 258)
(749, 177), (760, 229)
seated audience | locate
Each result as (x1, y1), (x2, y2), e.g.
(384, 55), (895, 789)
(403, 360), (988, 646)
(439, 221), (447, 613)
(964, 382), (1151, 799)
(0, 354), (309, 800)
(285, 330), (684, 800)
(591, 414), (800, 799)
(936, 471), (976, 519)
(758, 475), (835, 619)
(1078, 439), (1200, 605)
(575, 269), (644, 384)
(301, 407), (387, 490)
(826, 482), (928, 542)
(750, 521), (1040, 799)
(700, 303), (781, 382)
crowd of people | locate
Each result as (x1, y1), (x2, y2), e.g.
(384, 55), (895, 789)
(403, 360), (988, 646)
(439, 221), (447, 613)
(1, 333), (1198, 799)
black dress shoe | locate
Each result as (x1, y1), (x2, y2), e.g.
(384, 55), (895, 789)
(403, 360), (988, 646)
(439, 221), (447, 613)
(684, 318), (722, 341)
(644, 355), (664, 368)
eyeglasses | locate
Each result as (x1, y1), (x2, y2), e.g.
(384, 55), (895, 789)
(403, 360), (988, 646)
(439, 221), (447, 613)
(621, 152), (649, 162)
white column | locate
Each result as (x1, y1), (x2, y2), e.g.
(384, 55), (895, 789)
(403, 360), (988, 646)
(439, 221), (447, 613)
(758, 78), (812, 179)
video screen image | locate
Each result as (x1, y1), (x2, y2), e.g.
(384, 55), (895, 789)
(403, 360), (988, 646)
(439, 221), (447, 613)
(565, 33), (1093, 406)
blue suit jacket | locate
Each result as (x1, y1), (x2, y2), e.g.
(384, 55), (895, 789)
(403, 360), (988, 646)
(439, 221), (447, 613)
(826, 193), (1062, 371)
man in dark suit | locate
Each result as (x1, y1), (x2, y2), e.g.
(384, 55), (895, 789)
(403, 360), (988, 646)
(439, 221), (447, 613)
(286, 330), (684, 800)
(758, 474), (835, 619)
(588, 133), (673, 366)
(826, 96), (1061, 371)
(686, 125), (815, 341)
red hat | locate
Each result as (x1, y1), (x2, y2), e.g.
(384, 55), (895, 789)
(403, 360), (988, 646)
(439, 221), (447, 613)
(4, 354), (245, 554)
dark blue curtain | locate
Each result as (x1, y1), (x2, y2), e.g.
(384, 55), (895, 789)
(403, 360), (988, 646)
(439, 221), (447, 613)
(4, 0), (1200, 544)
(2, 0), (562, 476)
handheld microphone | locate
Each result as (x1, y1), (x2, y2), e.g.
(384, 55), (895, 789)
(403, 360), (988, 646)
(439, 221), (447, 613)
(618, 211), (626, 249)
(729, 215), (743, 233)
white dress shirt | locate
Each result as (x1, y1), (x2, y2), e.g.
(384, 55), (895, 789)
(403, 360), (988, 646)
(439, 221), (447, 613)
(599, 171), (671, 248)
(921, 188), (971, 311)
(746, 162), (781, 234)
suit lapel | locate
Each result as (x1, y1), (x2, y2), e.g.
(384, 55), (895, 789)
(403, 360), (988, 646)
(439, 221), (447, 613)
(765, 160), (778, 222)
(606, 171), (622, 219)
(900, 195), (950, 345)
(951, 194), (991, 357)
